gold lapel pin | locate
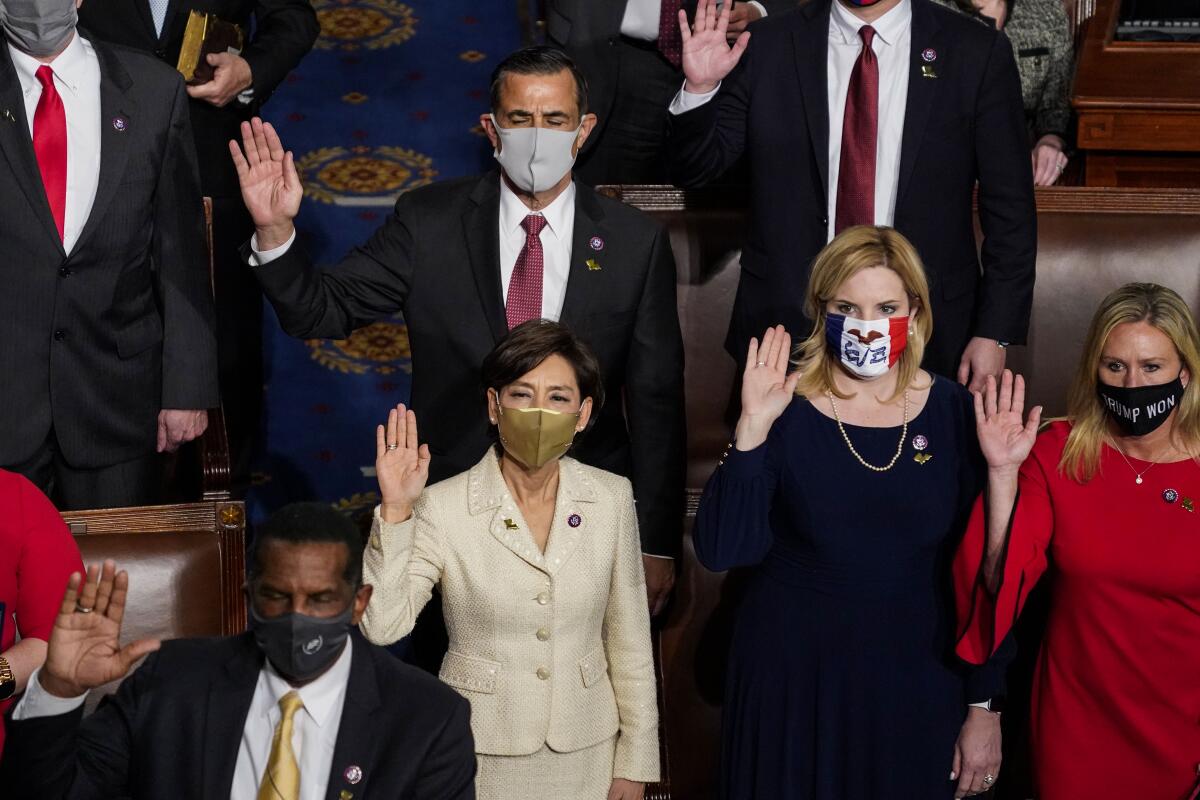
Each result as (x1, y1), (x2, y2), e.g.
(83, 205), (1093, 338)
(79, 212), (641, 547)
(585, 258), (601, 271)
(1183, 498), (1194, 513)
(503, 518), (519, 530)
(913, 453), (933, 465)
(2, 109), (15, 123)
(339, 791), (354, 800)
(921, 65), (938, 79)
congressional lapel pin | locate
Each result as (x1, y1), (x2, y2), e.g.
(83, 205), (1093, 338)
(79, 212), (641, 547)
(912, 434), (929, 451)
(1164, 488), (1179, 504)
(504, 518), (519, 530)
(344, 765), (363, 785)
(567, 513), (582, 528)
(2, 108), (15, 123)
(589, 235), (604, 251)
(585, 258), (602, 271)
(921, 48), (937, 62)
(112, 116), (128, 132)
(921, 65), (938, 79)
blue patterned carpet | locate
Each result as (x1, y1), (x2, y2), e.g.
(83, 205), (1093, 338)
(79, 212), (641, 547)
(247, 1), (522, 523)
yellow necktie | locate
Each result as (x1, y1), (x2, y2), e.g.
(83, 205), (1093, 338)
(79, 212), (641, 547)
(258, 690), (304, 800)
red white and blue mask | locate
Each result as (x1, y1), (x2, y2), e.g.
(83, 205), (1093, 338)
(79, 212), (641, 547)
(825, 313), (908, 378)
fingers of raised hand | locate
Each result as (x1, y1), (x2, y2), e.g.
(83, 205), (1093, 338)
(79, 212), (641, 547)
(263, 122), (286, 162)
(998, 369), (1013, 412)
(59, 572), (83, 616)
(106, 570), (131, 627)
(251, 117), (271, 163)
(240, 121), (259, 166)
(92, 561), (117, 617)
(405, 407), (419, 451)
(983, 373), (998, 418)
(76, 563), (102, 613)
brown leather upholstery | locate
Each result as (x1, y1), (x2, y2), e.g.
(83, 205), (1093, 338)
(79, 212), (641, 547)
(63, 501), (247, 707)
(601, 184), (1200, 798)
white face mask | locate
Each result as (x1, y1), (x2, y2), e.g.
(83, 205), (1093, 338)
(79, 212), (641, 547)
(490, 114), (581, 193)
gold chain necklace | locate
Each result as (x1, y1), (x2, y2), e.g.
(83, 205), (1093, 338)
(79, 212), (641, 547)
(827, 390), (910, 472)
(1112, 443), (1161, 485)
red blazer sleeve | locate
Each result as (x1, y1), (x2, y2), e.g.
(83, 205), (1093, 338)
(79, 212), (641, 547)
(13, 474), (84, 642)
(953, 435), (1056, 664)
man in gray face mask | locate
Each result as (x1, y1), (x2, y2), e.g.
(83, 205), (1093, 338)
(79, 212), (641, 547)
(232, 45), (687, 632)
(0, 0), (218, 510)
(2, 502), (477, 798)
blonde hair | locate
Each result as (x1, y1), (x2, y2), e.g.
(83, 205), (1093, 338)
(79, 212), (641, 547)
(793, 226), (933, 401)
(1061, 283), (1200, 482)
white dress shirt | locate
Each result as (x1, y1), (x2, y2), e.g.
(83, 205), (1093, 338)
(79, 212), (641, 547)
(13, 638), (355, 800)
(621, 0), (769, 41)
(498, 177), (573, 321)
(669, 0), (912, 242)
(9, 34), (102, 255)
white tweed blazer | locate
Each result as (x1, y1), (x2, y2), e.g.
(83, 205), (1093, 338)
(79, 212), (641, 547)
(361, 452), (660, 783)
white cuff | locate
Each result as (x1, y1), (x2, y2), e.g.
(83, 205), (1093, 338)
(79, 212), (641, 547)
(249, 229), (297, 266)
(748, 1), (768, 16)
(9, 668), (88, 720)
(237, 87), (255, 106)
(641, 553), (675, 560)
(967, 700), (992, 711)
(668, 80), (721, 116)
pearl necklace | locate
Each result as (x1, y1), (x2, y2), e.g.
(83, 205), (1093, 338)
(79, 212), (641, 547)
(827, 390), (910, 472)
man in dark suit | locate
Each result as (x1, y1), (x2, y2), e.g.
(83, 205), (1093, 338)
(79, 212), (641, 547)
(78, 0), (320, 492)
(232, 47), (686, 615)
(0, 0), (218, 510)
(1, 503), (477, 799)
(549, 0), (796, 184)
(670, 0), (1037, 391)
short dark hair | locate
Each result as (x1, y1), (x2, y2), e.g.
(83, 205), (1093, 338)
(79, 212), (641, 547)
(482, 319), (605, 422)
(489, 46), (589, 119)
(249, 503), (364, 588)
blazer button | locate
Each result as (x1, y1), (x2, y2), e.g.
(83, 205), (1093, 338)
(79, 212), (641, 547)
(57, 266), (71, 277)
(536, 591), (551, 605)
(53, 329), (66, 341)
(536, 628), (550, 641)
(536, 666), (550, 680)
(821, 216), (829, 227)
(154, 48), (167, 59)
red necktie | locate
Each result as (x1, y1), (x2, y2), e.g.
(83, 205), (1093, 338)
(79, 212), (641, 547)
(33, 65), (67, 242)
(835, 26), (878, 235)
(506, 214), (548, 329)
(658, 0), (684, 69)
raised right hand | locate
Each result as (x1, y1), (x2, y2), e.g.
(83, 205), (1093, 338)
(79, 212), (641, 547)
(679, 0), (751, 94)
(376, 403), (431, 523)
(40, 561), (160, 699)
(735, 325), (800, 450)
(229, 117), (302, 250)
(973, 370), (1041, 475)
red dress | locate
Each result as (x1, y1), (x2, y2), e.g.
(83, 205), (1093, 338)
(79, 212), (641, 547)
(953, 422), (1200, 800)
(0, 470), (83, 754)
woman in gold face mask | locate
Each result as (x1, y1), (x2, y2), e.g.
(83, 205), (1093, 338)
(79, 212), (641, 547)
(359, 320), (660, 800)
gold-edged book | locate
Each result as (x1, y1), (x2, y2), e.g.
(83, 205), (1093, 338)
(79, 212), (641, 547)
(176, 10), (245, 85)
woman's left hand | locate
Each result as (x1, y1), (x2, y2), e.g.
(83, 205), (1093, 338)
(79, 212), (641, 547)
(1032, 134), (1068, 186)
(607, 778), (646, 800)
(950, 706), (1002, 797)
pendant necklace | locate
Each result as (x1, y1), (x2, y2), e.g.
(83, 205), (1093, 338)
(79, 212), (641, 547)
(828, 390), (910, 472)
(1113, 445), (1158, 485)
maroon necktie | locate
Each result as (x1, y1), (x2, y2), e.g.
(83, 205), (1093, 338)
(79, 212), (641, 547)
(506, 214), (548, 329)
(33, 65), (67, 241)
(834, 26), (878, 235)
(658, 0), (684, 68)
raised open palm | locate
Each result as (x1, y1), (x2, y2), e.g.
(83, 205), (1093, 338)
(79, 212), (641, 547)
(41, 562), (160, 698)
(974, 370), (1042, 473)
(742, 325), (801, 423)
(679, 0), (751, 93)
(229, 117), (303, 241)
(376, 403), (431, 514)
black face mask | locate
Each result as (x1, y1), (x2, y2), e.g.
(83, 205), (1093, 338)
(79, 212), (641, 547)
(248, 602), (354, 683)
(1097, 374), (1185, 437)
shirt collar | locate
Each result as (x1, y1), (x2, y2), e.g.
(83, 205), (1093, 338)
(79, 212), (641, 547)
(261, 632), (354, 732)
(829, 0), (912, 48)
(498, 174), (576, 241)
(8, 32), (91, 97)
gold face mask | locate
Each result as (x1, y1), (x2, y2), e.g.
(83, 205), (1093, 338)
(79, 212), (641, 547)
(495, 401), (581, 469)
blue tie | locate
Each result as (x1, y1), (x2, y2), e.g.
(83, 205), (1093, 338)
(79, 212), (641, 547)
(149, 0), (169, 36)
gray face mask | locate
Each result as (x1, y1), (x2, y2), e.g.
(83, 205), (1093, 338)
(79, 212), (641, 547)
(1, 0), (77, 58)
(490, 114), (582, 194)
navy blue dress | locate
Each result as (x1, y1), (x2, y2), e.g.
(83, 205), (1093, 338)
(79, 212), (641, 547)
(694, 377), (1006, 799)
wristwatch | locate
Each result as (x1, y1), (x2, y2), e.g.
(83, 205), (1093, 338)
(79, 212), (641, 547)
(0, 656), (16, 700)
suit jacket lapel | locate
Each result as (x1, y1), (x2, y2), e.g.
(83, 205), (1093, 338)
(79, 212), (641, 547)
(896, 0), (941, 207)
(72, 41), (135, 256)
(201, 633), (262, 799)
(325, 632), (383, 800)
(0, 47), (65, 254)
(794, 0), (832, 205)
(541, 459), (597, 577)
(467, 453), (549, 572)
(557, 182), (605, 330)
(463, 174), (510, 345)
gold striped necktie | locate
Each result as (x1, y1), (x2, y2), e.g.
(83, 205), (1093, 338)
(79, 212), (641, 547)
(258, 690), (304, 800)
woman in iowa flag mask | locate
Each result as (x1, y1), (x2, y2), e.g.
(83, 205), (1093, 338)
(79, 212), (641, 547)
(694, 225), (1015, 799)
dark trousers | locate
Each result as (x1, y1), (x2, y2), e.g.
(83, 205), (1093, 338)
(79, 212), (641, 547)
(576, 37), (681, 186)
(8, 430), (159, 511)
(210, 196), (262, 496)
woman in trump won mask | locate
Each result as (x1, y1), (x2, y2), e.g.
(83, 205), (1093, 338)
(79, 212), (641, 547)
(359, 319), (659, 800)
